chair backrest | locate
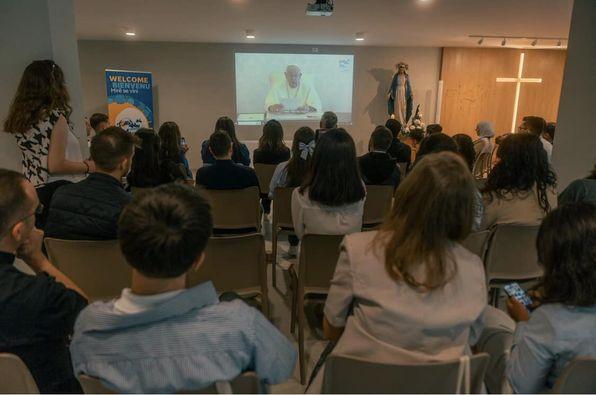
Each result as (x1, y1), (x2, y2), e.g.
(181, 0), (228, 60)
(44, 238), (131, 301)
(362, 185), (394, 227)
(187, 234), (267, 298)
(272, 187), (295, 229)
(484, 223), (543, 284)
(298, 234), (344, 290)
(253, 163), (278, 195)
(552, 357), (596, 394)
(461, 230), (491, 261)
(199, 186), (261, 230)
(0, 353), (39, 394)
(322, 353), (490, 394)
(473, 152), (491, 179)
(79, 372), (264, 394)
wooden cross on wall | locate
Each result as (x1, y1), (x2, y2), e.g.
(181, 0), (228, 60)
(496, 52), (543, 133)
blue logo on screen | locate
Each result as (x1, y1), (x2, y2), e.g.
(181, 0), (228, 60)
(339, 58), (352, 72)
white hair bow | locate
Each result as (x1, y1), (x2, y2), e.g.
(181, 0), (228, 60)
(299, 141), (315, 160)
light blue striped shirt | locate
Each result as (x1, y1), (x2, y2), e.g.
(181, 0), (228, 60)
(70, 282), (296, 393)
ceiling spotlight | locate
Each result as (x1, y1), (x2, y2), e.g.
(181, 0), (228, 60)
(245, 29), (256, 39)
(557, 40), (562, 47)
(501, 38), (506, 46)
(477, 37), (484, 45)
(355, 32), (365, 41)
(531, 38), (538, 46)
(125, 32), (136, 36)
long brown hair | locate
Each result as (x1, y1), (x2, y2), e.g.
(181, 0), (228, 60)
(4, 60), (71, 134)
(158, 121), (181, 161)
(374, 152), (476, 290)
(286, 127), (315, 187)
(258, 120), (287, 152)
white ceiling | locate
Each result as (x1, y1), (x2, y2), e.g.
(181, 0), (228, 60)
(74, 0), (573, 48)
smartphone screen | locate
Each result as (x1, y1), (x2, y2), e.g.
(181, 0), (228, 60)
(504, 282), (533, 309)
(180, 137), (187, 148)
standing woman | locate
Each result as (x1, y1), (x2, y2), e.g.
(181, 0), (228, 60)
(3, 60), (94, 227)
(474, 120), (495, 157)
(201, 116), (250, 166)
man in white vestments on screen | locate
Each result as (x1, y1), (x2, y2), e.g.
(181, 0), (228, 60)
(264, 65), (322, 113)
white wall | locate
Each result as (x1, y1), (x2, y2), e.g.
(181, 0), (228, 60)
(77, 41), (442, 169)
(0, 0), (87, 171)
(552, 0), (596, 189)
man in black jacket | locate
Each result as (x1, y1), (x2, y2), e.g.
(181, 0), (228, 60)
(196, 130), (260, 190)
(45, 127), (136, 240)
(359, 126), (401, 188)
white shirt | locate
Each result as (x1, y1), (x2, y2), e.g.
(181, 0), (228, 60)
(540, 136), (553, 162)
(264, 81), (322, 112)
(291, 188), (365, 238)
(48, 128), (85, 184)
(114, 288), (185, 314)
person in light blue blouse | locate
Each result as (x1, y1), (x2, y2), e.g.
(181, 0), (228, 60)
(70, 184), (296, 393)
(505, 202), (596, 393)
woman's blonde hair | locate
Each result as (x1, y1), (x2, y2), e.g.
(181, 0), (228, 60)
(374, 152), (476, 290)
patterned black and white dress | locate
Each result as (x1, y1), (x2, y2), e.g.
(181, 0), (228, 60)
(14, 109), (83, 187)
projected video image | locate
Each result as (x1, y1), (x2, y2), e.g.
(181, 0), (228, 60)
(235, 53), (354, 125)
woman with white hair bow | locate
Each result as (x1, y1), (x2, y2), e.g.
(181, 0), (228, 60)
(268, 126), (316, 257)
(474, 120), (496, 157)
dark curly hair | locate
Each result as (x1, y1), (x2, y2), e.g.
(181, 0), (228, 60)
(452, 133), (476, 171)
(483, 133), (556, 213)
(536, 202), (596, 306)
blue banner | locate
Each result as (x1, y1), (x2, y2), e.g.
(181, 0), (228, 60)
(105, 69), (154, 132)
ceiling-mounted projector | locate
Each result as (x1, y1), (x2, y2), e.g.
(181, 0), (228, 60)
(306, 0), (334, 16)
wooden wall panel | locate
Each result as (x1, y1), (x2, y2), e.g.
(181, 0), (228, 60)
(440, 48), (566, 137)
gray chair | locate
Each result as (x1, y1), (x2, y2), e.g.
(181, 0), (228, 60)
(254, 163), (278, 196)
(44, 238), (131, 301)
(552, 357), (596, 394)
(484, 224), (542, 306)
(461, 230), (491, 261)
(79, 371), (265, 394)
(362, 185), (393, 229)
(187, 234), (269, 317)
(271, 187), (296, 288)
(322, 353), (490, 394)
(289, 234), (345, 384)
(0, 353), (39, 393)
(475, 327), (514, 394)
(198, 186), (261, 232)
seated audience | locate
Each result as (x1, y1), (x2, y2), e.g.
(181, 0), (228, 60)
(453, 133), (476, 171)
(89, 112), (109, 134)
(312, 152), (486, 391)
(253, 119), (291, 164)
(127, 128), (163, 189)
(315, 111), (338, 141)
(196, 130), (259, 190)
(504, 202), (596, 393)
(45, 127), (134, 240)
(292, 128), (366, 238)
(254, 120), (291, 215)
(201, 116), (250, 166)
(359, 126), (400, 187)
(543, 121), (556, 144)
(473, 120), (495, 157)
(481, 133), (557, 229)
(559, 163), (596, 206)
(425, 123), (443, 135)
(70, 184), (296, 393)
(0, 169), (87, 393)
(519, 115), (552, 161)
(269, 126), (316, 256)
(158, 121), (190, 183)
(385, 119), (412, 166)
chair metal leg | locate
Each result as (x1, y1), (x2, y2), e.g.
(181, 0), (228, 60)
(298, 292), (306, 385)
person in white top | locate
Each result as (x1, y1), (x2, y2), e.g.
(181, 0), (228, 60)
(308, 152), (487, 392)
(265, 65), (322, 114)
(519, 115), (553, 162)
(3, 60), (95, 226)
(291, 128), (366, 238)
(473, 120), (495, 157)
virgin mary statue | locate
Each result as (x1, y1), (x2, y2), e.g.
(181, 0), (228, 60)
(387, 61), (413, 124)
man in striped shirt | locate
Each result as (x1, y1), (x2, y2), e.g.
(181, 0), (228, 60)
(70, 184), (296, 392)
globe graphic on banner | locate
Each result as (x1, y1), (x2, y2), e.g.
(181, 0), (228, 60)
(115, 107), (149, 133)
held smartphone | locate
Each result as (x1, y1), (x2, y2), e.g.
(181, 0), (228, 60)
(504, 282), (533, 309)
(180, 137), (187, 148)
